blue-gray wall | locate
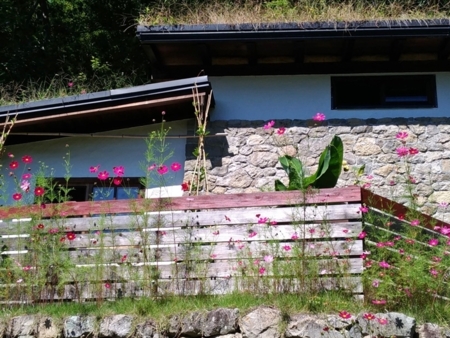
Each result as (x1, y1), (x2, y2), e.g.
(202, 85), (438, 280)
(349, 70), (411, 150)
(1, 120), (188, 204)
(210, 74), (450, 120)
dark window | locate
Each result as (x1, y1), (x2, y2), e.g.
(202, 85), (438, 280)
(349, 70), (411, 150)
(51, 178), (143, 202)
(331, 75), (437, 109)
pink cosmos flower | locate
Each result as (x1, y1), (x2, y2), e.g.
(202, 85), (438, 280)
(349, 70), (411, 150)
(338, 311), (351, 319)
(9, 161), (19, 169)
(113, 177), (122, 186)
(263, 120), (275, 129)
(104, 283), (111, 289)
(429, 238), (439, 246)
(22, 155), (32, 164)
(258, 217), (268, 224)
(377, 318), (388, 325)
(410, 219), (420, 226)
(385, 241), (394, 247)
(20, 180), (30, 192)
(409, 148), (419, 155)
(376, 242), (385, 248)
(396, 131), (408, 140)
(259, 267), (266, 275)
(396, 147), (409, 157)
(440, 227), (450, 235)
(379, 261), (390, 269)
(277, 127), (286, 135)
(313, 113), (326, 121)
(291, 233), (299, 240)
(372, 279), (380, 287)
(68, 82), (74, 88)
(12, 193), (22, 201)
(363, 313), (376, 321)
(113, 166), (125, 177)
(148, 164), (156, 171)
(359, 206), (369, 213)
(399, 249), (405, 254)
(248, 231), (257, 238)
(282, 245), (291, 251)
(372, 299), (387, 305)
(22, 173), (31, 180)
(98, 171), (109, 180)
(157, 165), (168, 175)
(8, 153), (14, 158)
(171, 162), (182, 172)
(89, 165), (100, 173)
(430, 268), (438, 277)
(34, 187), (45, 196)
(358, 231), (367, 239)
(264, 255), (274, 263)
(439, 202), (449, 209)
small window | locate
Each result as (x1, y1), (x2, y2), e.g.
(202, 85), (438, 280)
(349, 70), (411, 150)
(50, 178), (143, 202)
(331, 75), (437, 109)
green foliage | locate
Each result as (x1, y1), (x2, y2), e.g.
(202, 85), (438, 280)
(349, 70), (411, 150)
(275, 135), (343, 191)
(0, 0), (151, 98)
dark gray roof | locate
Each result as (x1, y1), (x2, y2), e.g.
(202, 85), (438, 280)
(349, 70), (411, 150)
(0, 76), (213, 145)
(0, 76), (212, 117)
(137, 19), (450, 42)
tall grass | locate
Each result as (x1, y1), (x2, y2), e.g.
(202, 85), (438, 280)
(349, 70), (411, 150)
(139, 0), (450, 26)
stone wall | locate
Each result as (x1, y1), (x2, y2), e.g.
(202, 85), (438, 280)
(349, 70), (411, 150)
(184, 118), (450, 220)
(2, 307), (448, 338)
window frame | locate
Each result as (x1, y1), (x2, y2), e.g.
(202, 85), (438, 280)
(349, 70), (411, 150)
(50, 177), (144, 202)
(331, 75), (437, 110)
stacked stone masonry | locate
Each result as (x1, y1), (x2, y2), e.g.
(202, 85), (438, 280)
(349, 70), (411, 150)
(1, 307), (448, 338)
(184, 118), (450, 221)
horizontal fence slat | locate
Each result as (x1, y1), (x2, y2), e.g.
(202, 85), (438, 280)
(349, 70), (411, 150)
(0, 204), (361, 235)
(0, 276), (363, 303)
(1, 222), (362, 251)
(0, 187), (361, 219)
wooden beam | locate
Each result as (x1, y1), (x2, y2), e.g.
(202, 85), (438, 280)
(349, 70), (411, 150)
(361, 188), (450, 230)
(246, 42), (257, 65)
(197, 43), (212, 66)
(153, 60), (450, 79)
(0, 186), (361, 219)
(389, 39), (404, 62)
(0, 94), (202, 127)
(341, 40), (355, 63)
(292, 41), (305, 64)
(438, 38), (450, 60)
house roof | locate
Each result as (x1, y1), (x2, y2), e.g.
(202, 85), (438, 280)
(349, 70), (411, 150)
(0, 76), (213, 145)
(137, 19), (450, 79)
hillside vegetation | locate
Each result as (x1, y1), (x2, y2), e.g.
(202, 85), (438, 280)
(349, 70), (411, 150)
(1, 0), (450, 105)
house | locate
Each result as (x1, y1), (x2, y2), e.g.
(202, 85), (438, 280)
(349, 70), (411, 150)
(2, 20), (450, 218)
(0, 77), (213, 203)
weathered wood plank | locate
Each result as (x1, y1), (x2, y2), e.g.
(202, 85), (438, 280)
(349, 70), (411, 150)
(1, 240), (362, 265)
(362, 188), (450, 230)
(2, 222), (362, 251)
(0, 276), (363, 302)
(0, 187), (361, 218)
(65, 257), (363, 280)
(0, 204), (361, 235)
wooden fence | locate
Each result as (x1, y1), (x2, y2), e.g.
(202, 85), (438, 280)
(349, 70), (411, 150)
(0, 186), (363, 303)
